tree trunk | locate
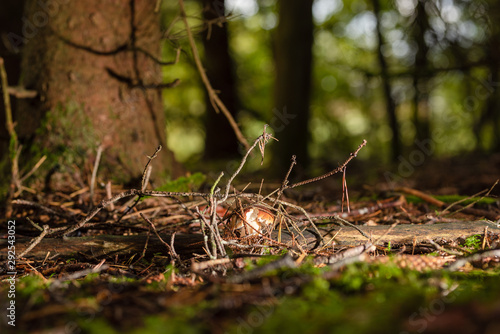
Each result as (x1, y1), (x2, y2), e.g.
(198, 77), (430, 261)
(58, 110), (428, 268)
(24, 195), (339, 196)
(475, 0), (500, 152)
(0, 0), (25, 163)
(15, 0), (182, 185)
(411, 1), (431, 145)
(201, 0), (240, 160)
(373, 0), (401, 161)
(272, 0), (314, 174)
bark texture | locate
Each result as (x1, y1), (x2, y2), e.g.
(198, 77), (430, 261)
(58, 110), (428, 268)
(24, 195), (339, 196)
(16, 0), (182, 183)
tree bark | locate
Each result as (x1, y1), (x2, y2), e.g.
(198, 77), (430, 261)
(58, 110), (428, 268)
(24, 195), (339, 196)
(201, 0), (240, 159)
(272, 0), (314, 174)
(15, 0), (182, 184)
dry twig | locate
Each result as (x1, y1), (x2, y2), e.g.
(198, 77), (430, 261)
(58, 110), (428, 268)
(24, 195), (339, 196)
(178, 0), (249, 150)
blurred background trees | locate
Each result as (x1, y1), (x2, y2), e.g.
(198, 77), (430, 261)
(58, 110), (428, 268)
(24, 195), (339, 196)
(162, 0), (499, 175)
(1, 0), (499, 186)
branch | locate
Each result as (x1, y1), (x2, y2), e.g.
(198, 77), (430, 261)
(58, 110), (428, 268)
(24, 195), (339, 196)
(178, 0), (250, 150)
(287, 140), (367, 189)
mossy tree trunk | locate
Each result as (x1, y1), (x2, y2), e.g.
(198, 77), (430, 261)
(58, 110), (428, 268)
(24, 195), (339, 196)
(15, 0), (182, 185)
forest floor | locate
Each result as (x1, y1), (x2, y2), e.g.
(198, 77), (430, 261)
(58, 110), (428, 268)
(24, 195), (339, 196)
(1, 152), (500, 334)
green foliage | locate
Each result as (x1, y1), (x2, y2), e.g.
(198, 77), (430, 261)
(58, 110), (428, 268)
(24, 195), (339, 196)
(156, 0), (499, 169)
(463, 234), (482, 250)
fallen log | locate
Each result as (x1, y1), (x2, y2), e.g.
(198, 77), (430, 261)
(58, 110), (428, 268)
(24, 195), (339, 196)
(1, 221), (498, 261)
(327, 220), (500, 246)
(0, 233), (206, 261)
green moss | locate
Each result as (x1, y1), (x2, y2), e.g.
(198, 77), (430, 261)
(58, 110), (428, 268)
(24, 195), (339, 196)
(32, 100), (97, 167)
(405, 194), (496, 206)
(463, 234), (482, 250)
(233, 264), (500, 334)
(154, 172), (206, 193)
(129, 313), (205, 334)
(79, 319), (118, 334)
(16, 275), (48, 300)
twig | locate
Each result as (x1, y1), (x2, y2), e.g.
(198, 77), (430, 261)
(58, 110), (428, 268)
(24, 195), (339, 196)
(329, 215), (370, 240)
(178, 0), (249, 150)
(12, 199), (74, 219)
(442, 180), (498, 217)
(274, 155), (296, 206)
(341, 167), (350, 213)
(26, 217), (44, 232)
(482, 226), (488, 250)
(287, 139), (367, 189)
(142, 145), (162, 191)
(322, 246), (375, 279)
(6, 86), (38, 98)
(0, 58), (16, 151)
(1, 57), (19, 217)
(132, 228), (151, 266)
(446, 249), (500, 271)
(105, 181), (115, 211)
(212, 199), (227, 257)
(316, 228), (342, 252)
(275, 198), (323, 238)
(211, 172), (224, 196)
(441, 189), (487, 214)
(372, 222), (399, 245)
(115, 145), (162, 223)
(62, 189), (208, 236)
(195, 206), (215, 259)
(93, 258), (107, 271)
(191, 258), (232, 272)
(142, 166), (152, 192)
(89, 144), (104, 206)
(50, 264), (110, 287)
(140, 213), (178, 261)
(396, 186), (500, 220)
(395, 187), (444, 207)
(307, 196), (406, 220)
(19, 155), (47, 183)
(315, 242), (375, 265)
(2, 58), (47, 206)
(427, 239), (463, 256)
(18, 225), (50, 259)
(170, 232), (182, 263)
(228, 253), (297, 283)
(222, 239), (285, 250)
(270, 203), (370, 243)
(222, 126), (277, 202)
(207, 173), (227, 258)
